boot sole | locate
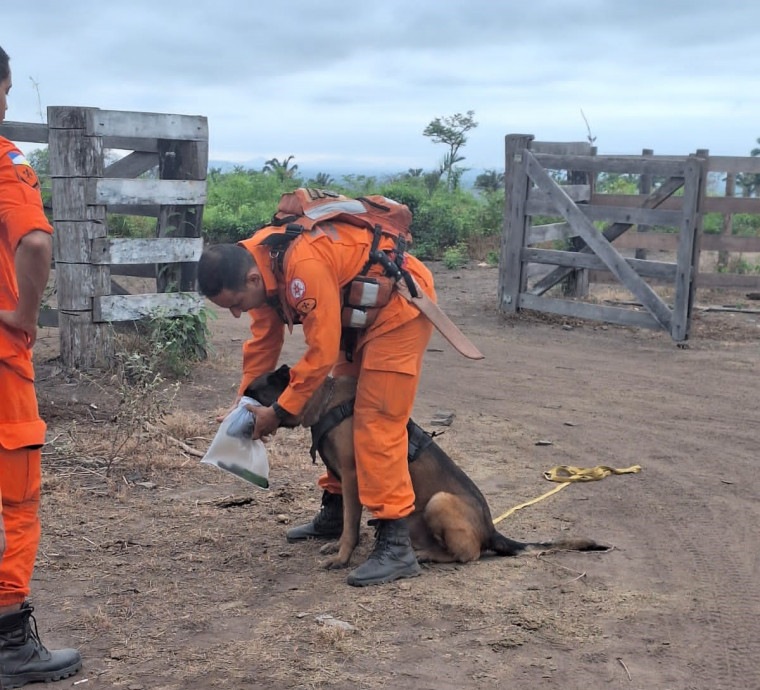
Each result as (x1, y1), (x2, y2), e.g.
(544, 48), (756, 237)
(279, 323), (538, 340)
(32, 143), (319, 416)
(1, 659), (82, 688)
(346, 564), (422, 587)
(286, 532), (342, 543)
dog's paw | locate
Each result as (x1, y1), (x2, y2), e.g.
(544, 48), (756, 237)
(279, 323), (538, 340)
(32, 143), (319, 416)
(322, 556), (350, 570)
(319, 541), (340, 555)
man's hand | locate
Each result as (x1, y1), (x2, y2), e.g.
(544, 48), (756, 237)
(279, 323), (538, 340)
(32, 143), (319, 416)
(249, 405), (280, 441)
(0, 309), (38, 348)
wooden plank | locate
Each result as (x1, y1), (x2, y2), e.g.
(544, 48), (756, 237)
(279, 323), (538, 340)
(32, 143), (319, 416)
(528, 184), (590, 203)
(636, 148), (654, 260)
(591, 193), (760, 215)
(110, 264), (157, 278)
(91, 237), (203, 265)
(88, 178), (207, 206)
(0, 121), (49, 143)
(93, 292), (204, 322)
(529, 175), (685, 295)
(522, 248), (678, 280)
(104, 151), (159, 178)
(695, 273), (760, 289)
(519, 293), (661, 330)
(102, 136), (159, 152)
(525, 151), (673, 332)
(528, 222), (575, 244)
(526, 198), (683, 226)
(530, 141), (593, 156)
(701, 197), (760, 214)
(499, 134), (534, 312)
(107, 204), (161, 217)
(706, 156), (760, 175)
(613, 232), (760, 252)
(86, 110), (208, 141)
(533, 153), (687, 177)
(591, 193), (683, 210)
(671, 156), (702, 341)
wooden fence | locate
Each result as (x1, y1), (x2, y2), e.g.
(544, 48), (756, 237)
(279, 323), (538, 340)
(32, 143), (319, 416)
(499, 134), (760, 342)
(1, 107), (208, 368)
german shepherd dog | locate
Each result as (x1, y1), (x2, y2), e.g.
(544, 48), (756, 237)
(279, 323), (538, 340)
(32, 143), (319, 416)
(246, 365), (606, 569)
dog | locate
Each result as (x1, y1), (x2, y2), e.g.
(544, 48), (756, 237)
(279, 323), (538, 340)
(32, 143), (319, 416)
(246, 365), (607, 569)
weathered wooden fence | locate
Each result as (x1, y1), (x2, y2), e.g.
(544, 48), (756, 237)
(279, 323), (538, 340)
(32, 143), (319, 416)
(499, 134), (760, 343)
(1, 107), (207, 368)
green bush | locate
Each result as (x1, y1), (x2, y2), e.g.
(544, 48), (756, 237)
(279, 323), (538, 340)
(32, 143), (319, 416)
(144, 306), (217, 377)
(442, 243), (469, 269)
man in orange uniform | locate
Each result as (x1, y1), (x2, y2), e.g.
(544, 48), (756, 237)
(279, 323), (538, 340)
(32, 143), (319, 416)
(0, 45), (82, 687)
(198, 215), (435, 587)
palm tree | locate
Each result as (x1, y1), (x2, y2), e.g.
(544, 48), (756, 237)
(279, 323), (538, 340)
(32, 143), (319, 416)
(474, 169), (505, 193)
(308, 172), (334, 188)
(262, 155), (299, 181)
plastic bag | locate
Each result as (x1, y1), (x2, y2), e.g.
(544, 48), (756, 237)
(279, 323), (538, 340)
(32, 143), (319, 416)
(201, 396), (269, 489)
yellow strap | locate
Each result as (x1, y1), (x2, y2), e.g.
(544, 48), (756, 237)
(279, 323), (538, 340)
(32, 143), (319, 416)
(491, 464), (642, 525)
(542, 464), (642, 483)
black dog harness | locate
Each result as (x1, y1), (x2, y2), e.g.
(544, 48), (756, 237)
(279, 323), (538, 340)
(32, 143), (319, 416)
(309, 398), (434, 465)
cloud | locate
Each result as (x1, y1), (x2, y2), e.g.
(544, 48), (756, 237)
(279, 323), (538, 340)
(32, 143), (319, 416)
(3, 0), (760, 170)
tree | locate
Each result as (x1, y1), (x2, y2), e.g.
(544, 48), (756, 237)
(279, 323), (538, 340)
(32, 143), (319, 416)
(423, 110), (478, 191)
(474, 169), (505, 194)
(308, 172), (334, 188)
(262, 155), (299, 181)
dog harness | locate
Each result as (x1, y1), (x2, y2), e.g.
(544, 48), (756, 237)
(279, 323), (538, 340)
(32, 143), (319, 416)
(308, 397), (434, 466)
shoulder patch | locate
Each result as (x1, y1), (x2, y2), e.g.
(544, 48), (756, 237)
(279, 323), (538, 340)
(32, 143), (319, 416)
(289, 277), (307, 301)
(7, 151), (40, 188)
(295, 298), (317, 317)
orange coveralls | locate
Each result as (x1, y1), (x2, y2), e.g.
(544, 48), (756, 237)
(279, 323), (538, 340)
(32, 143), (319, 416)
(238, 222), (435, 519)
(0, 137), (52, 606)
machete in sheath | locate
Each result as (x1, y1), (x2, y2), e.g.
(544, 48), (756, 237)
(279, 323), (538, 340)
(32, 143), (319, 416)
(395, 277), (485, 360)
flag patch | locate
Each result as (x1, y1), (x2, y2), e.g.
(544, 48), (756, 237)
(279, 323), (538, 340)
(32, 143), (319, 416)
(7, 151), (39, 188)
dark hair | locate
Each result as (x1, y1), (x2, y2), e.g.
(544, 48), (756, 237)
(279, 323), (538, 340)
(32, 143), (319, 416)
(197, 244), (255, 298)
(0, 46), (9, 82)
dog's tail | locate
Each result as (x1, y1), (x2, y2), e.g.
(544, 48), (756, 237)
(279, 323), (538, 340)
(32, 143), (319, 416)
(489, 531), (609, 557)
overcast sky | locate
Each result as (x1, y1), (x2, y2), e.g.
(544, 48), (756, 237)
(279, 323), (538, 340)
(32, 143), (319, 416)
(3, 0), (759, 173)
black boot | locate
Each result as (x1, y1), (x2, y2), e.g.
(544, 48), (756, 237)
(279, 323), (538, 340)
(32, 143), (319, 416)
(286, 491), (343, 542)
(0, 602), (81, 689)
(347, 518), (421, 587)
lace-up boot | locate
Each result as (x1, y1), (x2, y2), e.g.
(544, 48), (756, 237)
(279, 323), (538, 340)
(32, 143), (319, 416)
(0, 602), (81, 688)
(286, 490), (343, 542)
(347, 517), (421, 587)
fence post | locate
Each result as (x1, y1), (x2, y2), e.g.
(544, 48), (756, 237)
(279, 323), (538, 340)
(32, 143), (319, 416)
(672, 153), (705, 342)
(562, 163), (592, 298)
(636, 148), (654, 260)
(48, 106), (111, 368)
(718, 172), (735, 270)
(156, 139), (208, 293)
(499, 134), (534, 313)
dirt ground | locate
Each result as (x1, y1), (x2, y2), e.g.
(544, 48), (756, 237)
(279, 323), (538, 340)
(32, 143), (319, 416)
(27, 262), (760, 690)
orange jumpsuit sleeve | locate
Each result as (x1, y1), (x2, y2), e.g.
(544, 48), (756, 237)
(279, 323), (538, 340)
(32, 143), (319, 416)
(276, 256), (343, 416)
(238, 307), (285, 396)
(0, 142), (52, 248)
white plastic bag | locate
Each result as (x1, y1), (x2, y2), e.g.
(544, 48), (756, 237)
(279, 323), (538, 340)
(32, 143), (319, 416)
(201, 396), (269, 489)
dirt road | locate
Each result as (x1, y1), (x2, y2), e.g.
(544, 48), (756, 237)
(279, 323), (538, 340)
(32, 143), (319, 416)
(31, 263), (760, 689)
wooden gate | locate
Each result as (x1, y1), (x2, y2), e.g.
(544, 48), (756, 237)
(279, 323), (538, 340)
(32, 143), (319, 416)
(499, 134), (703, 343)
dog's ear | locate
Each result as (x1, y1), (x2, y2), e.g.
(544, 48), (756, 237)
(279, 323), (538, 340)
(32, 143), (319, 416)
(274, 364), (291, 386)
